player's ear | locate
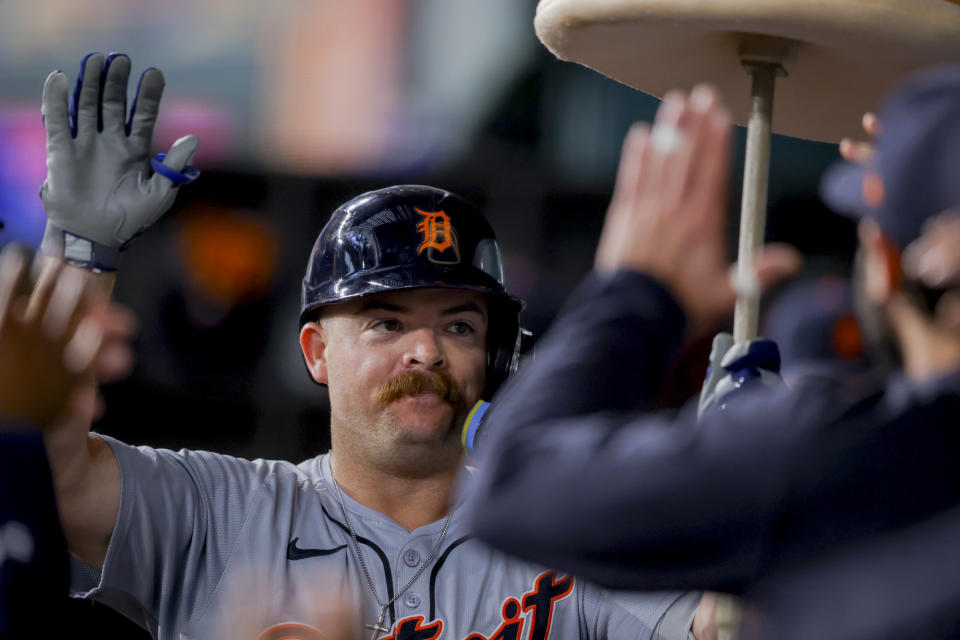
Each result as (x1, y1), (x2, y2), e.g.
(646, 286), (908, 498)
(859, 219), (902, 304)
(300, 321), (329, 384)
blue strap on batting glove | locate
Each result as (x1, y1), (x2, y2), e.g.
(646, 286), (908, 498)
(151, 153), (200, 185)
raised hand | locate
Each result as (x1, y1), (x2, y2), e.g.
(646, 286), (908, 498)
(0, 245), (135, 428)
(595, 85), (799, 332)
(40, 52), (200, 272)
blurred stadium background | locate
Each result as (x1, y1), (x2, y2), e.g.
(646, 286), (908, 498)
(0, 0), (859, 635)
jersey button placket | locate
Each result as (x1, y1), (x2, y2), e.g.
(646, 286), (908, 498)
(404, 592), (421, 609)
(403, 549), (421, 567)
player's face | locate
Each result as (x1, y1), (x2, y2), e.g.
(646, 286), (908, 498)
(302, 288), (488, 468)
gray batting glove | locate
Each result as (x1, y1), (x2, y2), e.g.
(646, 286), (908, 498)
(698, 332), (784, 419)
(40, 52), (200, 272)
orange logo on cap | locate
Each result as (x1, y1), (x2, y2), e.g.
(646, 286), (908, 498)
(416, 208), (454, 255)
(415, 208), (461, 265)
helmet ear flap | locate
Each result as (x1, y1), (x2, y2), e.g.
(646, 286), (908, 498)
(483, 297), (532, 400)
(485, 345), (513, 400)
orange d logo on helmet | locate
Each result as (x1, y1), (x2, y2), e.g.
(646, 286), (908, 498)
(416, 208), (460, 264)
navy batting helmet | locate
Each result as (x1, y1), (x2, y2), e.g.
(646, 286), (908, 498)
(300, 185), (526, 399)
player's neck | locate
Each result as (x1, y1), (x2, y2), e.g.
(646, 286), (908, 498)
(329, 449), (459, 532)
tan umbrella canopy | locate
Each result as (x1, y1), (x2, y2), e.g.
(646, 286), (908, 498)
(535, 0), (960, 143)
(536, 0), (960, 343)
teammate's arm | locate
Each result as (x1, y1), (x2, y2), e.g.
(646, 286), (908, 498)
(465, 87), (801, 591)
(36, 52), (198, 569)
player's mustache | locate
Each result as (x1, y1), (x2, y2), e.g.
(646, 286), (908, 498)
(376, 370), (466, 411)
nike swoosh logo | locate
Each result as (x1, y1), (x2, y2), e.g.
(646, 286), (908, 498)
(287, 537), (349, 561)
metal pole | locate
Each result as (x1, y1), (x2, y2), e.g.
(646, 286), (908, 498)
(732, 62), (777, 343)
(716, 54), (783, 640)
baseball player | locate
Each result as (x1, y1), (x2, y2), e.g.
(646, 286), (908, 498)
(37, 53), (707, 639)
(465, 71), (960, 638)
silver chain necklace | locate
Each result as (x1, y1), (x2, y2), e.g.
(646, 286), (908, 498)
(331, 473), (453, 640)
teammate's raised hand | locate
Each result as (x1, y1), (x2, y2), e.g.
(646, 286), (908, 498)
(0, 245), (135, 428)
(40, 52), (200, 272)
(595, 85), (799, 331)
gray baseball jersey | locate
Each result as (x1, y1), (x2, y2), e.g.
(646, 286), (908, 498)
(70, 435), (698, 639)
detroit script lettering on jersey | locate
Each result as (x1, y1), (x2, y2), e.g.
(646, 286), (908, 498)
(80, 445), (678, 639)
(256, 571), (574, 640)
(463, 572), (574, 640)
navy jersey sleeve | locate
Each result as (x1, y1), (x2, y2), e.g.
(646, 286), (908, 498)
(465, 270), (801, 593)
(0, 430), (70, 637)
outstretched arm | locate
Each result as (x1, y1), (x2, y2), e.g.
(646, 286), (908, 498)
(466, 87), (799, 592)
(0, 241), (135, 565)
(35, 52), (198, 569)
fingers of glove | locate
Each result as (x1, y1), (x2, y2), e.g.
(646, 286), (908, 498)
(703, 333), (734, 389)
(127, 67), (165, 142)
(163, 134), (200, 173)
(698, 332), (734, 418)
(143, 135), (200, 209)
(708, 332), (735, 371)
(712, 375), (741, 399)
(719, 340), (755, 370)
(69, 52), (105, 138)
(100, 53), (131, 133)
(42, 71), (71, 145)
(0, 245), (30, 327)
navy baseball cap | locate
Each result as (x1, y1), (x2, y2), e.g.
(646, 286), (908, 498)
(763, 275), (864, 368)
(820, 64), (960, 251)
